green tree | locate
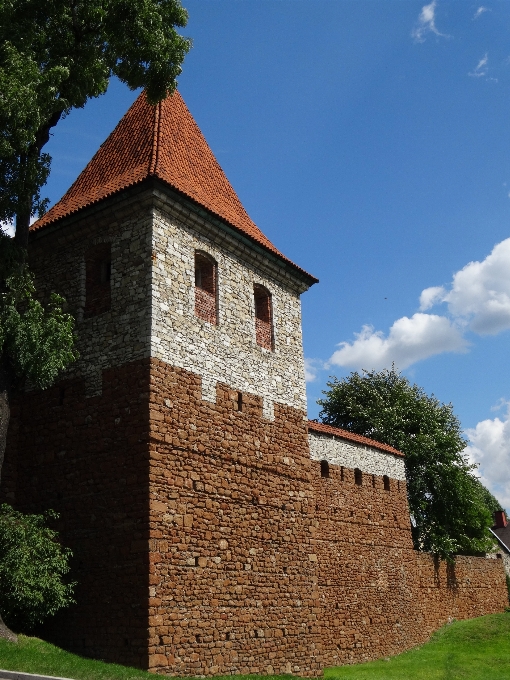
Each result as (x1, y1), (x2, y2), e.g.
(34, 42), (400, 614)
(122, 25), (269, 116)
(0, 1), (191, 639)
(0, 0), (191, 247)
(0, 504), (75, 637)
(0, 236), (78, 641)
(318, 367), (497, 561)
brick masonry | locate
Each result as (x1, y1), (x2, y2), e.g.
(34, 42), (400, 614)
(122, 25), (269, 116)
(0, 178), (507, 676)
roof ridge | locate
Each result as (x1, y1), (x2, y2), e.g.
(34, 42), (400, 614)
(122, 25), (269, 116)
(307, 420), (404, 457)
(149, 100), (161, 176)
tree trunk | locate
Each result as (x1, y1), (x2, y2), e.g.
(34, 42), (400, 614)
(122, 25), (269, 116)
(14, 110), (62, 250)
(0, 613), (17, 643)
(0, 362), (10, 488)
(0, 364), (17, 643)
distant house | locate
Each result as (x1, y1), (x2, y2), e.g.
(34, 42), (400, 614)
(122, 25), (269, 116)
(490, 510), (510, 577)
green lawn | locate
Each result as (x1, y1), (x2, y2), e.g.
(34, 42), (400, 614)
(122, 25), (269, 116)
(0, 613), (509, 680)
(326, 611), (510, 679)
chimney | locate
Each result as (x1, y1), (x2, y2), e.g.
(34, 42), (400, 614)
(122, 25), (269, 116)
(494, 510), (507, 528)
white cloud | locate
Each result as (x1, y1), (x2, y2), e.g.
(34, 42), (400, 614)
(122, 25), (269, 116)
(304, 358), (324, 383)
(469, 53), (489, 77)
(419, 285), (446, 311)
(465, 402), (510, 510)
(328, 314), (467, 371)
(473, 6), (491, 20)
(412, 1), (450, 42)
(328, 237), (510, 373)
(442, 238), (510, 334)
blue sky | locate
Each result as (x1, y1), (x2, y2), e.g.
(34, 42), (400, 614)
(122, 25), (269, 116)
(26, 0), (510, 507)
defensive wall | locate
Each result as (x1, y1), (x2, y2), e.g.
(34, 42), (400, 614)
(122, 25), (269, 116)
(2, 356), (506, 676)
(1, 90), (507, 677)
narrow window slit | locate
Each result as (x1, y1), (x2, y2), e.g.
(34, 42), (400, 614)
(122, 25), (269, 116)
(354, 468), (362, 486)
(254, 284), (273, 350)
(320, 460), (330, 478)
(237, 391), (243, 412)
(195, 251), (217, 324)
(383, 475), (390, 491)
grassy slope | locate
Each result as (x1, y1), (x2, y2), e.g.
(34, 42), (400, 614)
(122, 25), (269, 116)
(0, 613), (509, 680)
(326, 611), (510, 680)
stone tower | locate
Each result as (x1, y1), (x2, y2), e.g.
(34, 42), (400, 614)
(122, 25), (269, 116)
(1, 91), (506, 678)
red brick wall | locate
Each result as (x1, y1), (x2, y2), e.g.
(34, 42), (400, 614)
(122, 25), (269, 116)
(1, 357), (507, 676)
(312, 460), (508, 668)
(1, 360), (152, 668)
(147, 358), (321, 676)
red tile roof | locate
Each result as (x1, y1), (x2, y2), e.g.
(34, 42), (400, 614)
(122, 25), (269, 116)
(307, 420), (404, 457)
(32, 91), (317, 283)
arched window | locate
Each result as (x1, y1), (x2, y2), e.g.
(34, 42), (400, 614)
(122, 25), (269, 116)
(254, 284), (273, 350)
(354, 468), (362, 486)
(383, 475), (390, 491)
(195, 252), (217, 324)
(320, 460), (329, 478)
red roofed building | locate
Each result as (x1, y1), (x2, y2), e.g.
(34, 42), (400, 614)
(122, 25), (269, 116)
(1, 91), (506, 676)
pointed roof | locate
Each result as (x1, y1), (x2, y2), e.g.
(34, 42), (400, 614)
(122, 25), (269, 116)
(32, 91), (317, 283)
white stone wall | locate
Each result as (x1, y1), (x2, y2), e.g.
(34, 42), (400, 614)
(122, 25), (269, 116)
(150, 196), (309, 419)
(308, 431), (406, 480)
(31, 192), (154, 396)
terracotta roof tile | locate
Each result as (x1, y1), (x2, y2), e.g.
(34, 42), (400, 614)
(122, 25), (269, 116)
(32, 91), (317, 283)
(307, 420), (404, 457)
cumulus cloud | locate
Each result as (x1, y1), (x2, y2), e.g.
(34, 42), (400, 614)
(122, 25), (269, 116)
(473, 6), (490, 20)
(465, 402), (510, 510)
(327, 237), (510, 373)
(469, 53), (489, 77)
(441, 238), (510, 334)
(419, 286), (446, 311)
(328, 314), (467, 371)
(412, 1), (449, 42)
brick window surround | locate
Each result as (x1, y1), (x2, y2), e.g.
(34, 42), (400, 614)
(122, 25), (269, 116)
(195, 252), (217, 324)
(84, 243), (111, 318)
(254, 284), (273, 350)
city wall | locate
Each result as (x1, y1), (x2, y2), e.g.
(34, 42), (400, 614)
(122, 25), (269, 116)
(3, 358), (506, 677)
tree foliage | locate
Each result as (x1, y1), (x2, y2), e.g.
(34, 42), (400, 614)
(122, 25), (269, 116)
(0, 235), (78, 390)
(318, 367), (497, 560)
(0, 0), (191, 245)
(0, 504), (76, 632)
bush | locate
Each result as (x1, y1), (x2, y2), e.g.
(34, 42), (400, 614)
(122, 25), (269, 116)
(0, 504), (76, 632)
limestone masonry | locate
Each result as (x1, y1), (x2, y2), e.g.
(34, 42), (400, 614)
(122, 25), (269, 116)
(1, 91), (506, 677)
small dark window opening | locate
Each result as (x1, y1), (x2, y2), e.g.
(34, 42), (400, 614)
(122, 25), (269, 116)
(84, 243), (112, 318)
(372, 475), (376, 488)
(226, 632), (231, 640)
(354, 468), (362, 486)
(320, 460), (330, 478)
(283, 566), (288, 574)
(254, 284), (273, 350)
(237, 391), (243, 412)
(383, 475), (390, 491)
(340, 466), (345, 481)
(195, 252), (217, 324)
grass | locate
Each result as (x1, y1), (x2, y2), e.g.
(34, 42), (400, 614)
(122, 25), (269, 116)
(326, 611), (510, 679)
(0, 613), (510, 680)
